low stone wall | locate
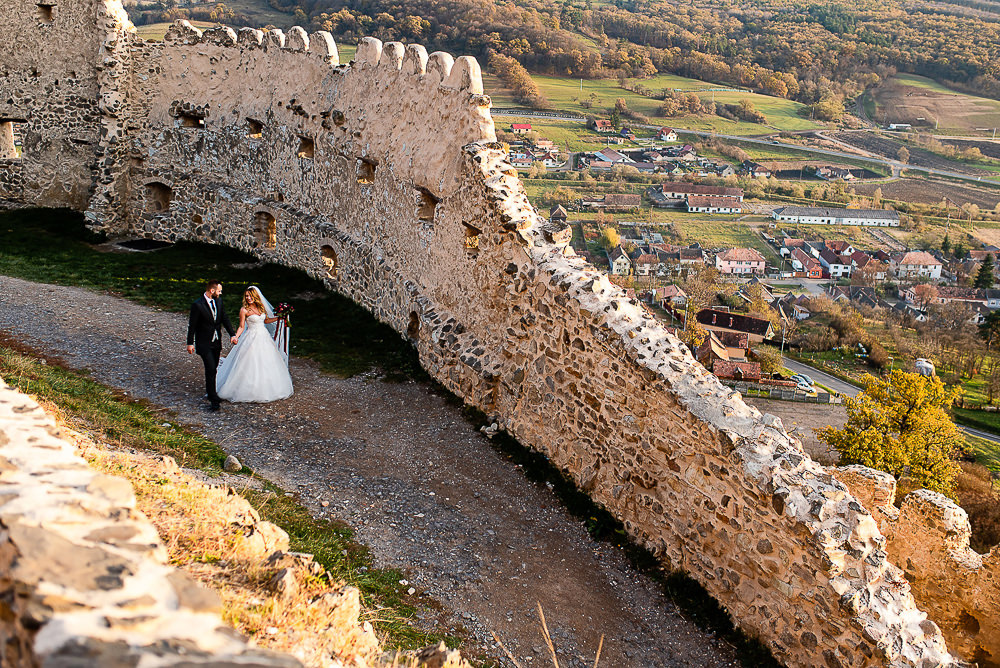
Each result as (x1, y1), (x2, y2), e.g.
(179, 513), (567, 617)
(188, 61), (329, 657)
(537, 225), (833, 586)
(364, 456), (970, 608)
(0, 378), (300, 666)
(832, 465), (1000, 665)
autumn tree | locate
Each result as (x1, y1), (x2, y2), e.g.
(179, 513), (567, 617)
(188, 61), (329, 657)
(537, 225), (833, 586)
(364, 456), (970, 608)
(598, 227), (620, 250)
(975, 254), (995, 289)
(817, 370), (963, 496)
(897, 146), (910, 164)
(912, 283), (938, 309)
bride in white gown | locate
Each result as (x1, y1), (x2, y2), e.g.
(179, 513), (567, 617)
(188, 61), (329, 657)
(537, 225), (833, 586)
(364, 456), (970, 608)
(216, 286), (293, 402)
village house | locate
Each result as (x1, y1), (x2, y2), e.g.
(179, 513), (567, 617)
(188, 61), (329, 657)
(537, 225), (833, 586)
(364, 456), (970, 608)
(659, 183), (744, 201)
(686, 195), (743, 214)
(741, 160), (772, 177)
(656, 127), (678, 141)
(815, 166), (855, 181)
(790, 248), (823, 278)
(890, 250), (943, 280)
(660, 284), (687, 305)
(772, 206), (900, 227)
(828, 285), (887, 310)
(697, 309), (775, 343)
(819, 249), (852, 279)
(510, 123), (531, 134)
(593, 147), (632, 164)
(549, 205), (568, 224)
(713, 360), (763, 382)
(607, 246), (632, 275)
(592, 119), (615, 133)
(716, 248), (766, 275)
(633, 253), (660, 276)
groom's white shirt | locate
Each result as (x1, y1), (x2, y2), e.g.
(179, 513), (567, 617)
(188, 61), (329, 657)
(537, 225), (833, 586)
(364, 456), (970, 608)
(205, 294), (218, 341)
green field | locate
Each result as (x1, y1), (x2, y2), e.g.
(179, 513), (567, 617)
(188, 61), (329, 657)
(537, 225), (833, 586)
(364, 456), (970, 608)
(483, 72), (823, 135)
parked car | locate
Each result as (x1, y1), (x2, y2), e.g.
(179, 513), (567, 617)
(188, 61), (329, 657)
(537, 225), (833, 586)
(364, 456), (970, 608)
(915, 359), (936, 377)
(791, 373), (814, 386)
(796, 381), (817, 395)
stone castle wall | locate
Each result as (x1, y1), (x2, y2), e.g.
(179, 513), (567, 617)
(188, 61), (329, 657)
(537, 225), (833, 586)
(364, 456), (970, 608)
(0, 2), (994, 665)
(0, 378), (300, 666)
(833, 465), (1000, 664)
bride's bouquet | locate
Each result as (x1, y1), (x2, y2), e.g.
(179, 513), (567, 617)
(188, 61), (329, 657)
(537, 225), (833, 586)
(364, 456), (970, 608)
(274, 302), (294, 326)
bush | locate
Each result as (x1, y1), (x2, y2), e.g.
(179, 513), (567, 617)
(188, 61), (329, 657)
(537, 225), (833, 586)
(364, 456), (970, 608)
(868, 341), (889, 369)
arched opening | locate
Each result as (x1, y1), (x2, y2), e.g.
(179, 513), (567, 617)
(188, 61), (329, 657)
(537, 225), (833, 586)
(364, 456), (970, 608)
(321, 245), (338, 279)
(406, 312), (420, 341)
(179, 113), (205, 129)
(254, 211), (277, 249)
(297, 136), (314, 159)
(144, 182), (172, 213)
(416, 188), (439, 223)
(357, 159), (376, 184)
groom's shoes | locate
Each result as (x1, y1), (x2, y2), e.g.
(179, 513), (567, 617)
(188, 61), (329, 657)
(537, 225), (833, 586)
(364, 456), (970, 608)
(209, 400), (221, 412)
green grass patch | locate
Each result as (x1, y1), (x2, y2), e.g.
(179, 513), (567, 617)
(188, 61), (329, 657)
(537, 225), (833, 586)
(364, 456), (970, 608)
(483, 72), (822, 134)
(962, 432), (1000, 474)
(0, 209), (422, 380)
(135, 21), (216, 41)
(0, 343), (454, 651)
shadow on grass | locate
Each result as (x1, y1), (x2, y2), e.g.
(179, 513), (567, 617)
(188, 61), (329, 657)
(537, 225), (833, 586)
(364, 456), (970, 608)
(0, 208), (423, 380)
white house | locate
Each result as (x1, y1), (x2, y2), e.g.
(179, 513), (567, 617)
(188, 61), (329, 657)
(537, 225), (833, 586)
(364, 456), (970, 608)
(890, 251), (942, 280)
(819, 249), (852, 279)
(607, 246), (632, 275)
(772, 206), (900, 227)
(686, 195), (742, 214)
(716, 248), (766, 275)
(656, 127), (678, 141)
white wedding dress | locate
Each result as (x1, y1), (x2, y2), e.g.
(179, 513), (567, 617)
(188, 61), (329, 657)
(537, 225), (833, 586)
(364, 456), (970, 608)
(216, 314), (293, 402)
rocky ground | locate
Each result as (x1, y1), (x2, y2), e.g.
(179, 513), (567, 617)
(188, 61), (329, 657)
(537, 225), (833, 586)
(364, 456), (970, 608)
(0, 275), (743, 668)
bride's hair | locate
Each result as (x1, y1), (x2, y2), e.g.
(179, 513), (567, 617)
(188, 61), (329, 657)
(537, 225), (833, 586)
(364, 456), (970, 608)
(243, 287), (266, 313)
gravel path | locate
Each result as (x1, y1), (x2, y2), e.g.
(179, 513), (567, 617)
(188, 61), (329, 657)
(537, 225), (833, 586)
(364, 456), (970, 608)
(0, 276), (741, 668)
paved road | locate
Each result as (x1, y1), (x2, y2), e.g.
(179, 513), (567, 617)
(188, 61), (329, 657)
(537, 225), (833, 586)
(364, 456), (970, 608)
(781, 356), (1000, 444)
(491, 109), (999, 187)
(782, 356), (860, 397)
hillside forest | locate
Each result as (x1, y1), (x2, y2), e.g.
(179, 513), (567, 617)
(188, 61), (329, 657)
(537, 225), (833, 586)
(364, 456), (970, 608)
(133, 0), (1000, 113)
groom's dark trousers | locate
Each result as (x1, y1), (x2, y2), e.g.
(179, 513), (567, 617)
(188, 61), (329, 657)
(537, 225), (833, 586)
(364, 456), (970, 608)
(187, 296), (235, 405)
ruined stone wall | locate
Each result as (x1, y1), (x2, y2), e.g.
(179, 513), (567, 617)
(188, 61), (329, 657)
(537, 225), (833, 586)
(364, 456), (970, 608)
(0, 378), (301, 666)
(0, 0), (127, 208)
(0, 2), (987, 665)
(833, 465), (1000, 665)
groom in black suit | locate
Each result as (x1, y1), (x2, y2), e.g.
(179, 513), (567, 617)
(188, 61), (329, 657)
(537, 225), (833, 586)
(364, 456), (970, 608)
(186, 280), (237, 411)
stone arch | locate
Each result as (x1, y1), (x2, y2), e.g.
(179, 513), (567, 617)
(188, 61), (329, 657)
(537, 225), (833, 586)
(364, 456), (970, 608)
(142, 179), (172, 214)
(253, 207), (277, 249)
(320, 244), (338, 279)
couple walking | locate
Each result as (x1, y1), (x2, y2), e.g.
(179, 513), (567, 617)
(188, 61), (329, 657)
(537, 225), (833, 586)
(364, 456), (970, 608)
(186, 280), (293, 410)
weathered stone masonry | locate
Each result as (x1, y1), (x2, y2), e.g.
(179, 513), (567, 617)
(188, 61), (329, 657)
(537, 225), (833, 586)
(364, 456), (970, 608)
(0, 1), (996, 665)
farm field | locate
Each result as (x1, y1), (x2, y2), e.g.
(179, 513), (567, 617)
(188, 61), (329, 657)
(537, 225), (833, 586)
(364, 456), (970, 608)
(871, 74), (1000, 133)
(482, 72), (823, 135)
(851, 177), (1000, 209)
(135, 21), (215, 40)
(496, 116), (617, 152)
(833, 131), (990, 176)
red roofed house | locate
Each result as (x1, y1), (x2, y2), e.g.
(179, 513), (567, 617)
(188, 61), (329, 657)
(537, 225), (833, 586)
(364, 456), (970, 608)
(592, 119), (615, 133)
(697, 309), (775, 343)
(714, 360), (762, 381)
(633, 253), (660, 276)
(656, 127), (678, 141)
(790, 248), (822, 278)
(716, 248), (766, 275)
(510, 123), (532, 134)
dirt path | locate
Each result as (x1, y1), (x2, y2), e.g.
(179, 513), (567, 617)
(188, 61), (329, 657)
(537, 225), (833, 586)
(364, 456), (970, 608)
(0, 276), (740, 668)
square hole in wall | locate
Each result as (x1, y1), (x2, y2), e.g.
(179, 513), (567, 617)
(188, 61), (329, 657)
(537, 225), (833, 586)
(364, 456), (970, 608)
(463, 223), (482, 256)
(0, 120), (27, 160)
(416, 188), (439, 223)
(297, 136), (315, 159)
(357, 159), (376, 184)
(179, 113), (205, 129)
(247, 119), (263, 139)
(36, 3), (54, 24)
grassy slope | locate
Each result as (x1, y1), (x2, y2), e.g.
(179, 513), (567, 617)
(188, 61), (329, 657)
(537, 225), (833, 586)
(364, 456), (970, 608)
(0, 344), (453, 651)
(0, 209), (422, 379)
(875, 74), (1000, 131)
(483, 73), (822, 135)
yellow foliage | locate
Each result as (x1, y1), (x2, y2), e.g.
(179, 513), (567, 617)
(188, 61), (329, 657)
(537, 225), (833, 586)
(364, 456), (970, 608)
(818, 370), (963, 496)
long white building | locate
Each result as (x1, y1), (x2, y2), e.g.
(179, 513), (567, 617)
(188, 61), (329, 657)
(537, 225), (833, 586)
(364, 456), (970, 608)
(772, 206), (900, 227)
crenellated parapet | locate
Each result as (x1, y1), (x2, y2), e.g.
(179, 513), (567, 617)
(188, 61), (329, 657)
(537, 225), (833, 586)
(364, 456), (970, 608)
(0, 1), (987, 665)
(832, 465), (1000, 663)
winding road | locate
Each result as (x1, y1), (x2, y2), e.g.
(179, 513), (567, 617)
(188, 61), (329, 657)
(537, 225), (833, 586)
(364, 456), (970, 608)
(491, 109), (1000, 186)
